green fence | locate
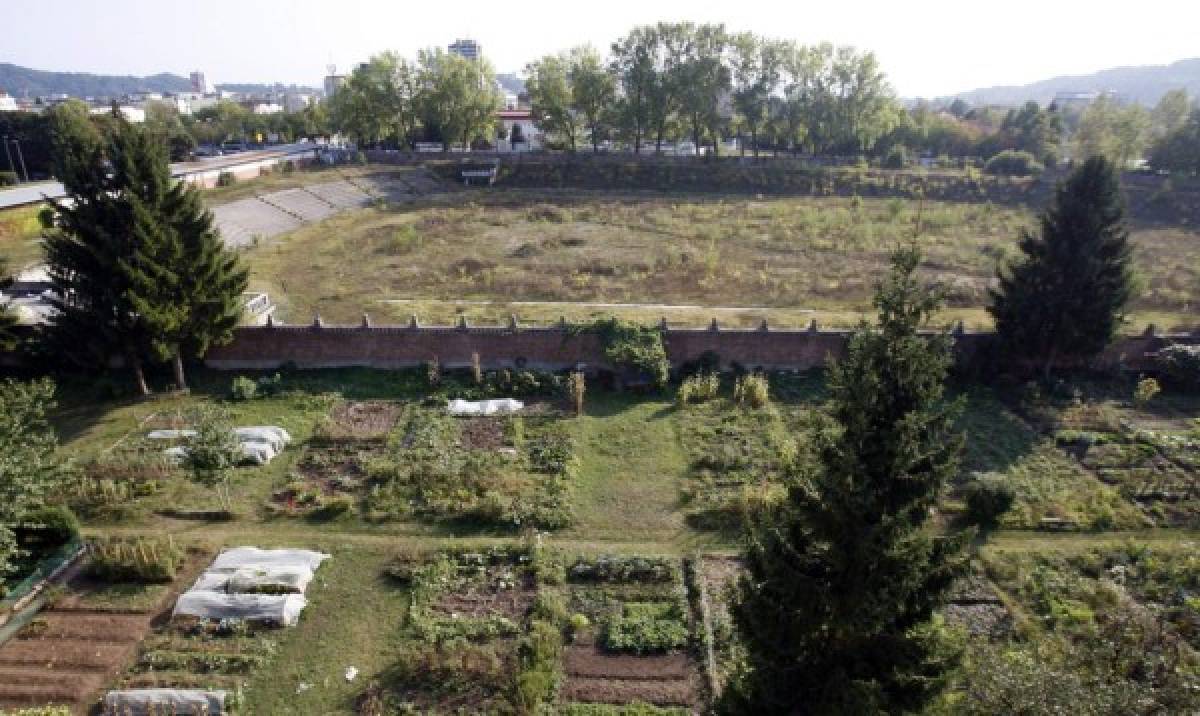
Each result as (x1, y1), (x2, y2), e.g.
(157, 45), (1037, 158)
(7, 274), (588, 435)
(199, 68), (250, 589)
(0, 538), (83, 609)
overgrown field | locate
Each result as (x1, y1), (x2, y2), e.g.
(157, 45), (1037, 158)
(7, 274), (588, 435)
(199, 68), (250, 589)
(238, 190), (1200, 331)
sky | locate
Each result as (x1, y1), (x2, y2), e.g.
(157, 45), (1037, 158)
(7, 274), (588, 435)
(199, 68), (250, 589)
(4, 0), (1199, 98)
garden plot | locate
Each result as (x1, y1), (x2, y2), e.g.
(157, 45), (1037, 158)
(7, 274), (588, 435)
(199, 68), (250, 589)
(0, 539), (206, 714)
(363, 547), (538, 714)
(942, 574), (1013, 638)
(676, 399), (794, 531)
(267, 401), (400, 518)
(361, 407), (576, 529)
(560, 556), (704, 711)
(1062, 424), (1200, 526)
(693, 556), (743, 693)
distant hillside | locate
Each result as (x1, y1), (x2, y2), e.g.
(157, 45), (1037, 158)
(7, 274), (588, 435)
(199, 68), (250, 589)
(0, 62), (191, 98)
(944, 57), (1200, 107)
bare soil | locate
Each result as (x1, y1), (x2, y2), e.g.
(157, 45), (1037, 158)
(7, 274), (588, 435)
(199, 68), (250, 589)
(459, 417), (508, 451)
(564, 646), (692, 680)
(0, 550), (210, 714)
(328, 401), (402, 439)
(563, 676), (698, 707)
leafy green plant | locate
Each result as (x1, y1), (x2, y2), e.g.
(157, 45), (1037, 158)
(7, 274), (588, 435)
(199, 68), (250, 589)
(1133, 377), (1161, 406)
(733, 374), (770, 408)
(601, 601), (689, 654)
(964, 474), (1016, 527)
(678, 373), (720, 406)
(229, 375), (258, 401)
(983, 150), (1044, 177)
(588, 319), (669, 388)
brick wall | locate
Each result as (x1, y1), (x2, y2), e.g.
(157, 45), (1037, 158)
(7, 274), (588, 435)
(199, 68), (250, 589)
(203, 322), (1197, 373)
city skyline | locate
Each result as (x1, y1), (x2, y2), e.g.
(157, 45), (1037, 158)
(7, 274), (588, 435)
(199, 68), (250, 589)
(3, 0), (1199, 99)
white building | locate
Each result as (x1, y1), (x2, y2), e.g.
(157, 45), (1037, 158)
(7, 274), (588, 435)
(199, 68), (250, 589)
(0, 93), (18, 112)
(252, 102), (284, 115)
(284, 92), (314, 113)
(496, 110), (542, 150)
(90, 105), (145, 122)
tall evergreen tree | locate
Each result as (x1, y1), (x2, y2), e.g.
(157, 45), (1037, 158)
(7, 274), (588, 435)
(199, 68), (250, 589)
(42, 111), (247, 393)
(43, 109), (159, 394)
(989, 156), (1135, 377)
(723, 247), (969, 715)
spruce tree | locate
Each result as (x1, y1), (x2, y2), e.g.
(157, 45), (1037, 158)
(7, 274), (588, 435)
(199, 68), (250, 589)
(43, 109), (159, 394)
(723, 247), (969, 715)
(42, 110), (247, 393)
(989, 156), (1134, 377)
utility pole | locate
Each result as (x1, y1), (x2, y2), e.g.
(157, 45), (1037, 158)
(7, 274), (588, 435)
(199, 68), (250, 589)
(1, 135), (18, 183)
(11, 138), (29, 182)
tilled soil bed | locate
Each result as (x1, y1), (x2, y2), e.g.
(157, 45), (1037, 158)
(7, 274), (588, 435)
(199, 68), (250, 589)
(327, 400), (402, 440)
(563, 676), (698, 707)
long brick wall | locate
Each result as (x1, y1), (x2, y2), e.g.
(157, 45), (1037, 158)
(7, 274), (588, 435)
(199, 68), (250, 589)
(203, 322), (1198, 373)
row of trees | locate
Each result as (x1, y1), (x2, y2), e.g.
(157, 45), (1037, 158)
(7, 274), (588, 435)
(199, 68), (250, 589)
(529, 25), (897, 155)
(327, 49), (501, 149)
(40, 106), (248, 394)
(726, 156), (1139, 713)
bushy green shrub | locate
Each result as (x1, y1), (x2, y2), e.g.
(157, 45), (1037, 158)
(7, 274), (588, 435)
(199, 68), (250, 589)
(1158, 344), (1200, 391)
(310, 494), (354, 519)
(883, 145), (910, 169)
(733, 374), (770, 408)
(229, 375), (257, 401)
(216, 171), (237, 186)
(601, 601), (689, 654)
(86, 536), (183, 583)
(984, 150), (1044, 177)
(677, 373), (720, 406)
(965, 474), (1017, 527)
(567, 555), (677, 583)
(16, 505), (80, 547)
(590, 319), (670, 388)
(0, 171), (18, 187)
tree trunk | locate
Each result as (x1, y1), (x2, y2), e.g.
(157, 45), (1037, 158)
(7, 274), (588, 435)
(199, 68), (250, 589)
(129, 352), (151, 397)
(173, 352), (188, 392)
(752, 127), (759, 158)
(1042, 344), (1060, 382)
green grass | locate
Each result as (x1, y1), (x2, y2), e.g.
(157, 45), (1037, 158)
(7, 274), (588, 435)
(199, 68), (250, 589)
(0, 204), (46, 272)
(239, 541), (408, 714)
(566, 394), (689, 543)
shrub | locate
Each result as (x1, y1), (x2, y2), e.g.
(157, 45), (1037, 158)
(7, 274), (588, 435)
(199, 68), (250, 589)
(1158, 344), (1200, 391)
(590, 319), (670, 388)
(216, 171), (237, 187)
(310, 494), (354, 519)
(567, 555), (677, 584)
(229, 375), (257, 401)
(86, 536), (182, 583)
(0, 170), (18, 187)
(601, 602), (689, 654)
(677, 373), (720, 406)
(965, 474), (1016, 527)
(984, 150), (1044, 177)
(883, 145), (910, 169)
(17, 505), (80, 548)
(733, 374), (770, 409)
(1133, 377), (1161, 406)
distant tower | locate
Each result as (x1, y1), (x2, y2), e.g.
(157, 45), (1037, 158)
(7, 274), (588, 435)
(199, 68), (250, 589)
(323, 64), (345, 99)
(448, 39), (482, 61)
(189, 70), (206, 93)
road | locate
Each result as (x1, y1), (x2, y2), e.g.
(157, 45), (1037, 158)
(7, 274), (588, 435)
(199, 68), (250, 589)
(0, 143), (317, 210)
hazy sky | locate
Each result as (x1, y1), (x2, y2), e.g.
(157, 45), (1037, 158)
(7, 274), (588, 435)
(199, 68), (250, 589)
(5, 0), (1198, 97)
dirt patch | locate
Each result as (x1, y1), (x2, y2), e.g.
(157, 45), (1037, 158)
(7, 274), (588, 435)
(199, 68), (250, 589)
(459, 417), (507, 451)
(564, 646), (692, 680)
(327, 400), (402, 440)
(563, 676), (697, 707)
(432, 572), (537, 621)
(0, 549), (210, 714)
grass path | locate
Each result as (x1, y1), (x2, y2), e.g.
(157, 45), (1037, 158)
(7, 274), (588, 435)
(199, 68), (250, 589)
(565, 395), (695, 546)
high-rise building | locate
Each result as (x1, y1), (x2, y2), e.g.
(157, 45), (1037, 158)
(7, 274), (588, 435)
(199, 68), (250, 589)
(323, 65), (346, 99)
(189, 71), (207, 93)
(448, 38), (482, 61)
